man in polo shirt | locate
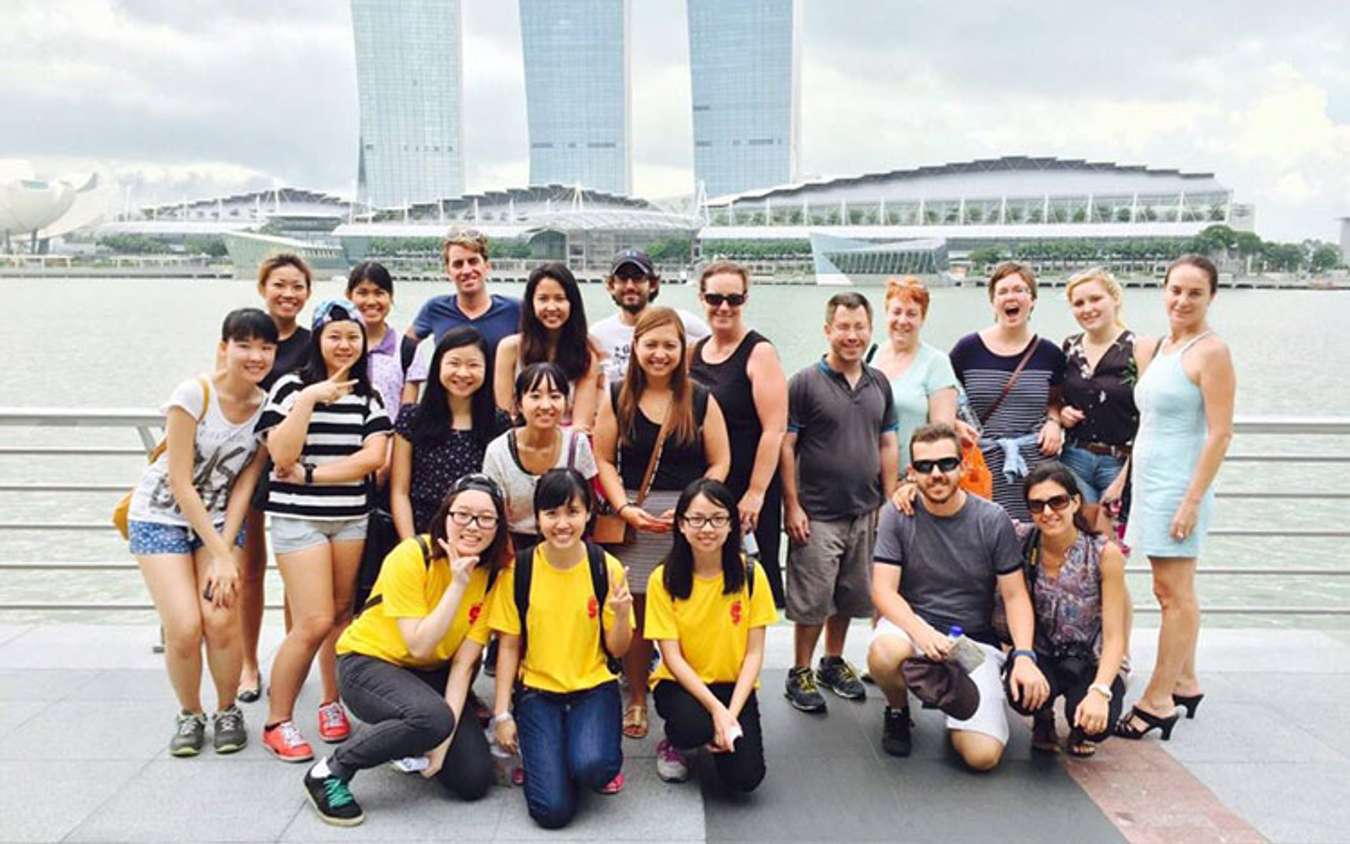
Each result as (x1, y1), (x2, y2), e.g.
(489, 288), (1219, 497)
(590, 248), (710, 385)
(403, 228), (523, 393)
(780, 292), (899, 713)
(867, 423), (1048, 767)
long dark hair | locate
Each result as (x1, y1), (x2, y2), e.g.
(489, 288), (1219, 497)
(346, 260), (393, 296)
(1022, 462), (1097, 536)
(663, 479), (745, 600)
(514, 361), (571, 425)
(411, 327), (498, 448)
(299, 303), (373, 396)
(519, 262), (591, 383)
(427, 474), (510, 575)
(618, 306), (697, 446)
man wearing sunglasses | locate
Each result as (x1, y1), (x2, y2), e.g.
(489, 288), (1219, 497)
(591, 249), (709, 385)
(866, 423), (1048, 768)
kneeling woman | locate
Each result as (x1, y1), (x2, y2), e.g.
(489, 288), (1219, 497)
(1015, 463), (1130, 756)
(303, 476), (512, 826)
(489, 469), (634, 829)
(645, 479), (774, 791)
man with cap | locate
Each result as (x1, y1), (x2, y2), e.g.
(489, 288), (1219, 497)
(866, 422), (1048, 768)
(590, 249), (710, 385)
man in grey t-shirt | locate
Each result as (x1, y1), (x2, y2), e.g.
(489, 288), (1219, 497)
(866, 423), (1047, 769)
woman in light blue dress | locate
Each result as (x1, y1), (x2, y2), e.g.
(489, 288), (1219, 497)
(1114, 255), (1235, 741)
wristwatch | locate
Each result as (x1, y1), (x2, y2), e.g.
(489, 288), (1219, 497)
(1010, 648), (1038, 665)
(491, 711), (514, 725)
(303, 463), (315, 484)
(1088, 683), (1114, 702)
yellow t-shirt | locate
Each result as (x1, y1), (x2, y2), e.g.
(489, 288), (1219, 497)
(487, 545), (635, 694)
(337, 536), (494, 670)
(644, 560), (776, 688)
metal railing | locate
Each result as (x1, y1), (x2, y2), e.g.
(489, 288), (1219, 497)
(1, 408), (1348, 615)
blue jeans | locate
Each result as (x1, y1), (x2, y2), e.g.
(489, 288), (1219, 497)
(515, 681), (623, 829)
(1059, 445), (1126, 503)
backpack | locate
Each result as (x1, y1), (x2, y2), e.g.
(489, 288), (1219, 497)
(356, 535), (500, 617)
(513, 541), (622, 675)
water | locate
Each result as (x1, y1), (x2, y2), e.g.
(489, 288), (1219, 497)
(3, 276), (1348, 626)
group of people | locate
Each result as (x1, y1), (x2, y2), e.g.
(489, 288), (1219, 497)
(125, 229), (1235, 829)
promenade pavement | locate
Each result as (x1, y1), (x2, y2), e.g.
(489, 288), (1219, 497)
(0, 622), (1346, 843)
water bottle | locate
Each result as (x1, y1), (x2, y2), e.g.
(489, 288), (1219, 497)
(947, 625), (986, 673)
(742, 529), (761, 562)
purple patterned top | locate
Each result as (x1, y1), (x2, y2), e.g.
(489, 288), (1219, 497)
(367, 325), (405, 422)
(1014, 522), (1104, 657)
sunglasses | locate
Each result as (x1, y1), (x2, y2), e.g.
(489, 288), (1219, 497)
(1027, 494), (1073, 514)
(704, 293), (746, 307)
(912, 457), (961, 475)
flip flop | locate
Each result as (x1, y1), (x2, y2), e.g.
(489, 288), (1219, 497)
(622, 702), (649, 739)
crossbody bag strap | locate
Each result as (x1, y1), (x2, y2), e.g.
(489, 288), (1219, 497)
(566, 429), (579, 471)
(634, 401), (674, 507)
(978, 336), (1039, 426)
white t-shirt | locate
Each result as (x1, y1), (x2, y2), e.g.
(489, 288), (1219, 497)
(591, 309), (711, 386)
(481, 428), (599, 535)
(128, 377), (266, 527)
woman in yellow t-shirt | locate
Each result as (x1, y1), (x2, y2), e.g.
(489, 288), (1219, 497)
(299, 475), (510, 828)
(488, 468), (635, 830)
(645, 479), (775, 792)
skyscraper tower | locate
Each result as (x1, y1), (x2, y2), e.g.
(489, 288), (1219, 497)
(351, 0), (465, 208)
(519, 0), (632, 195)
(687, 0), (800, 198)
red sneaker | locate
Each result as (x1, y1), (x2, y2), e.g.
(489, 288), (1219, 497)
(262, 720), (314, 762)
(317, 701), (351, 743)
(599, 772), (625, 794)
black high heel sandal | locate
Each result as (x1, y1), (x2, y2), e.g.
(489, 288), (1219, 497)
(1172, 692), (1204, 719)
(1114, 705), (1180, 741)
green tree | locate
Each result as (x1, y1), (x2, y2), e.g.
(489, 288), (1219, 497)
(967, 246), (1005, 269)
(1310, 242), (1342, 273)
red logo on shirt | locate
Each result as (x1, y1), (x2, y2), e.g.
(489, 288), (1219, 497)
(587, 596), (599, 619)
(730, 600), (743, 625)
(468, 602), (482, 624)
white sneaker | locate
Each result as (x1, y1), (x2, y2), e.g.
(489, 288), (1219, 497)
(655, 739), (689, 783)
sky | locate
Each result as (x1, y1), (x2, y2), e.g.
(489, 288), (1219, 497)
(5, 0), (1349, 242)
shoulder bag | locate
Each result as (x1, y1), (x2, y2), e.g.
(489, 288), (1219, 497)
(592, 404), (672, 546)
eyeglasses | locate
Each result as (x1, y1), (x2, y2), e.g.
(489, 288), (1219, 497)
(704, 293), (746, 308)
(448, 510), (499, 529)
(681, 514), (732, 530)
(912, 457), (962, 475)
(1027, 494), (1073, 515)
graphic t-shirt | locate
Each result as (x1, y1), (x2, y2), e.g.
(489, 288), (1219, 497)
(487, 545), (634, 693)
(644, 561), (776, 687)
(481, 428), (599, 536)
(128, 376), (266, 527)
(337, 535), (495, 669)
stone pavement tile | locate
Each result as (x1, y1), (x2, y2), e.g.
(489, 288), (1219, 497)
(1185, 761), (1350, 844)
(281, 763), (504, 841)
(0, 699), (171, 761)
(66, 759), (309, 843)
(0, 699), (47, 736)
(0, 760), (146, 843)
(0, 624), (32, 647)
(1265, 698), (1350, 760)
(0, 624), (166, 670)
(753, 669), (878, 759)
(1164, 701), (1343, 764)
(0, 667), (100, 700)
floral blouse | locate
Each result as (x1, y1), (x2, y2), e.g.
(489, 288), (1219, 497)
(1060, 330), (1139, 449)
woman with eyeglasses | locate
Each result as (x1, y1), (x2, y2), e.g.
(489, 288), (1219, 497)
(690, 260), (789, 608)
(298, 477), (511, 826)
(483, 362), (599, 551)
(594, 306), (731, 741)
(644, 478), (775, 790)
(489, 469), (635, 828)
(391, 327), (510, 538)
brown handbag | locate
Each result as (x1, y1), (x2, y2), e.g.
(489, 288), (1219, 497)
(593, 403), (672, 546)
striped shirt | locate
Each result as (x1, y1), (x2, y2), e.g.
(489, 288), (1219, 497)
(255, 373), (392, 520)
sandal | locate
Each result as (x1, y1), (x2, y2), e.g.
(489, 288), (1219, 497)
(1031, 715), (1060, 753)
(1173, 692), (1205, 719)
(1114, 705), (1180, 741)
(1067, 739), (1098, 757)
(622, 702), (649, 739)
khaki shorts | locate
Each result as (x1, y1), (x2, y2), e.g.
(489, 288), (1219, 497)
(785, 511), (877, 625)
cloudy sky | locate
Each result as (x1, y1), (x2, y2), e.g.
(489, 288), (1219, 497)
(6, 0), (1349, 241)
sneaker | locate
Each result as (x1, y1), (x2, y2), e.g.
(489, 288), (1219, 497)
(785, 666), (828, 713)
(303, 766), (365, 827)
(882, 706), (912, 757)
(598, 772), (625, 794)
(212, 704), (248, 754)
(317, 701), (351, 743)
(169, 710), (207, 757)
(263, 720), (314, 762)
(816, 656), (867, 701)
(655, 739), (690, 783)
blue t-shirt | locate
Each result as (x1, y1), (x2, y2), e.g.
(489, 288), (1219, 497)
(407, 293), (522, 383)
(889, 342), (959, 472)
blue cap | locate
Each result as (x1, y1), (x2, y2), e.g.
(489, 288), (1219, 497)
(310, 298), (364, 334)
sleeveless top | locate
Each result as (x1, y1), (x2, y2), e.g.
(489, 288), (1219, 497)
(1015, 523), (1105, 658)
(690, 330), (771, 498)
(610, 381), (710, 492)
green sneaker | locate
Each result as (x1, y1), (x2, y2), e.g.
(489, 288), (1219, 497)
(170, 710), (207, 757)
(304, 766), (365, 827)
(212, 704), (248, 754)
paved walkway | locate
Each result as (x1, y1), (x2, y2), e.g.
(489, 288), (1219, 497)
(0, 623), (1345, 843)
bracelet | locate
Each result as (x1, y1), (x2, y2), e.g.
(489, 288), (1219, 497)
(491, 712), (514, 725)
(1010, 649), (1038, 665)
(617, 503), (635, 515)
(1088, 682), (1114, 702)
(303, 463), (315, 484)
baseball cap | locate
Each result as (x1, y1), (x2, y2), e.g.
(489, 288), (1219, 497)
(900, 657), (981, 720)
(311, 298), (364, 334)
(610, 249), (654, 276)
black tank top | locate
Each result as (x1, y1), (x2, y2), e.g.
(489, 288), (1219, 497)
(610, 382), (710, 492)
(690, 331), (771, 497)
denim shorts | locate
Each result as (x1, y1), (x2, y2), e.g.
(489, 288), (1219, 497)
(128, 520), (247, 556)
(1059, 445), (1126, 503)
(269, 514), (368, 555)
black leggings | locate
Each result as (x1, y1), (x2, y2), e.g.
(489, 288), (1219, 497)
(1012, 652), (1125, 743)
(653, 680), (765, 793)
(332, 653), (495, 801)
